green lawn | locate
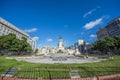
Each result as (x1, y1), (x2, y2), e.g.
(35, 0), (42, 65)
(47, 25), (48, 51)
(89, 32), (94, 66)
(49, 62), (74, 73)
(0, 56), (120, 79)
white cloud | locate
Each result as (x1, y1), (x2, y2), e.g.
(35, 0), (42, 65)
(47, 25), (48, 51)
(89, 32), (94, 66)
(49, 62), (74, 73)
(24, 28), (37, 33)
(47, 38), (53, 42)
(32, 36), (39, 40)
(83, 9), (96, 18)
(83, 6), (101, 18)
(83, 17), (103, 30)
(90, 34), (97, 38)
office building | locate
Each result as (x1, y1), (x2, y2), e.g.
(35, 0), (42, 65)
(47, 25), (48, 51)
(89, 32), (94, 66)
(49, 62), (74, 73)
(0, 17), (36, 51)
(97, 16), (120, 40)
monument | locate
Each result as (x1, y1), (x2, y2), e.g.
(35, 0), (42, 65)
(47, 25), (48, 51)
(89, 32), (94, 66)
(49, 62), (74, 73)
(57, 36), (65, 53)
(58, 36), (64, 50)
(37, 36), (81, 55)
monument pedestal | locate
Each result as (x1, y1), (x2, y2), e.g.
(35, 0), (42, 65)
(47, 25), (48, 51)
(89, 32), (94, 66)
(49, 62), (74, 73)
(74, 48), (81, 55)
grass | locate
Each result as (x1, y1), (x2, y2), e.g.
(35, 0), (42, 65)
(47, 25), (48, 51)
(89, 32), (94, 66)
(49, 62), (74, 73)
(0, 57), (20, 74)
(0, 56), (120, 79)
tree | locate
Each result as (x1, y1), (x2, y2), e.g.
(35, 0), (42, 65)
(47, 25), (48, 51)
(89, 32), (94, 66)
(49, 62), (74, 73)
(92, 39), (107, 52)
(92, 36), (120, 55)
(0, 34), (17, 55)
(21, 37), (32, 53)
(113, 36), (120, 50)
(0, 33), (33, 55)
(105, 37), (115, 51)
(35, 48), (38, 53)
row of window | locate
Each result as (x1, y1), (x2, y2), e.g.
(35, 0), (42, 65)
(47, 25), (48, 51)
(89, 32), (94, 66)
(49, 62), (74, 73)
(0, 18), (36, 51)
(0, 18), (28, 37)
(0, 24), (23, 39)
(0, 24), (36, 49)
(97, 24), (120, 39)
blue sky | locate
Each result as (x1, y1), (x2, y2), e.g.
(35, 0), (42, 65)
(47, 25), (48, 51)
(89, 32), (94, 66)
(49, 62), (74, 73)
(0, 0), (120, 47)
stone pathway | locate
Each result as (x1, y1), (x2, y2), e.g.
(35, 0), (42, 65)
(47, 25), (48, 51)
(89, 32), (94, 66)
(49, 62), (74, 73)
(70, 70), (80, 78)
(8, 56), (107, 64)
(2, 68), (19, 77)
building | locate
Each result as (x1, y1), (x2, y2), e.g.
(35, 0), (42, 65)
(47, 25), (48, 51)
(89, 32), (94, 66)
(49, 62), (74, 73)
(0, 17), (36, 51)
(38, 46), (56, 55)
(106, 17), (120, 37)
(97, 16), (120, 40)
(97, 28), (109, 40)
(77, 40), (84, 54)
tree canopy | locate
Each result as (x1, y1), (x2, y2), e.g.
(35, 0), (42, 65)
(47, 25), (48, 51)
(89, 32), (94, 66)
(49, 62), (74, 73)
(0, 33), (32, 55)
(92, 36), (120, 54)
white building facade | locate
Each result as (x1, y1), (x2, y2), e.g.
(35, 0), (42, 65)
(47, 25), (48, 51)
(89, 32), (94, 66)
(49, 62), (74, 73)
(77, 40), (84, 54)
(0, 17), (36, 51)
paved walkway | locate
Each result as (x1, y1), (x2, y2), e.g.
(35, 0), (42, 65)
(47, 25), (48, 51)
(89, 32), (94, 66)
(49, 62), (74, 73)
(7, 54), (107, 64)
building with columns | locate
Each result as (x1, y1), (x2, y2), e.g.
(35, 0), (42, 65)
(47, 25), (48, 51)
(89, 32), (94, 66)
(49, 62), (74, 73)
(0, 17), (36, 51)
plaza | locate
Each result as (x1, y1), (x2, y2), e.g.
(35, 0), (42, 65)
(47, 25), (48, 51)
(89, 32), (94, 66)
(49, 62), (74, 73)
(8, 36), (106, 64)
(0, 0), (120, 79)
(1, 56), (120, 80)
(9, 54), (106, 64)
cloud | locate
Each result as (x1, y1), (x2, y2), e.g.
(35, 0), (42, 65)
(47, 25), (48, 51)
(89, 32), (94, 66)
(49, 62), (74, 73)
(89, 34), (97, 42)
(90, 34), (97, 38)
(83, 17), (103, 30)
(83, 6), (101, 18)
(24, 28), (37, 33)
(32, 36), (39, 40)
(47, 38), (53, 42)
